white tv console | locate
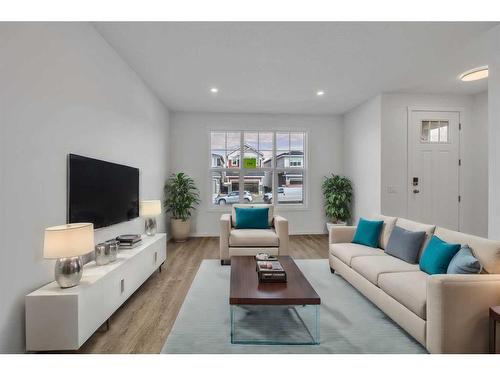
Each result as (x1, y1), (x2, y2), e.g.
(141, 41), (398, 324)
(25, 233), (167, 351)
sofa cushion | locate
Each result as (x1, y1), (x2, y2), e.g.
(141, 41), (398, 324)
(329, 243), (385, 266)
(396, 218), (436, 259)
(229, 229), (279, 247)
(351, 254), (420, 285)
(419, 235), (460, 275)
(385, 225), (426, 264)
(378, 271), (428, 319)
(372, 214), (397, 250)
(232, 204), (274, 227)
(234, 207), (269, 229)
(435, 226), (500, 274)
(352, 218), (384, 248)
(447, 245), (482, 274)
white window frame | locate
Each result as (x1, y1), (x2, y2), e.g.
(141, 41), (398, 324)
(208, 129), (309, 211)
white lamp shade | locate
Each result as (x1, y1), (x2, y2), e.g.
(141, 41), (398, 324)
(140, 200), (162, 217)
(43, 223), (94, 259)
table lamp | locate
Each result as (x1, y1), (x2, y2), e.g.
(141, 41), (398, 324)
(140, 200), (162, 236)
(43, 223), (94, 288)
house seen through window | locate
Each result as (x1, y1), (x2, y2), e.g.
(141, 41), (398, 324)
(210, 131), (306, 206)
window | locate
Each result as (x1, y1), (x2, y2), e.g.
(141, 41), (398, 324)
(420, 120), (449, 143)
(210, 130), (306, 206)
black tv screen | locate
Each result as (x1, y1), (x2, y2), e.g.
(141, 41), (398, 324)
(68, 154), (139, 229)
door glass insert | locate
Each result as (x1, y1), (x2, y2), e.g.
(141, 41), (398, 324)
(421, 120), (449, 144)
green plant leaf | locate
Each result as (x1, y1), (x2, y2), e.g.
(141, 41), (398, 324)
(164, 172), (200, 220)
(322, 174), (353, 222)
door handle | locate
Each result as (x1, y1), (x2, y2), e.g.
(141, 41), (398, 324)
(413, 189), (420, 194)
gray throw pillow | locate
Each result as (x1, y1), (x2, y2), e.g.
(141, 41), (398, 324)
(447, 245), (482, 274)
(385, 225), (426, 264)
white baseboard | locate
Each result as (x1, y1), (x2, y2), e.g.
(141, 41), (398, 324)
(289, 230), (328, 235)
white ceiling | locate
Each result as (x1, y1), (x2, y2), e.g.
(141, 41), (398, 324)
(94, 22), (495, 115)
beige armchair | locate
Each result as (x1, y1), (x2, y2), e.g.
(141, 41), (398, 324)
(220, 204), (289, 265)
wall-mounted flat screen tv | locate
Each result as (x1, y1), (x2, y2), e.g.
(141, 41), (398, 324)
(68, 154), (139, 229)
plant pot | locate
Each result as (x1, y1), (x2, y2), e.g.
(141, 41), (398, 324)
(171, 218), (191, 242)
(326, 221), (347, 232)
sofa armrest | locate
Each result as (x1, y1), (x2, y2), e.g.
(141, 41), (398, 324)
(274, 215), (289, 255)
(427, 274), (500, 353)
(219, 214), (232, 262)
(329, 225), (356, 244)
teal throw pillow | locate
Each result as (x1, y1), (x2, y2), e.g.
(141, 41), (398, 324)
(352, 218), (384, 248)
(234, 207), (269, 229)
(419, 235), (461, 275)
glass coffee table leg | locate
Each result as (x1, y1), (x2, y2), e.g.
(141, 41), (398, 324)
(230, 304), (320, 345)
(230, 305), (235, 344)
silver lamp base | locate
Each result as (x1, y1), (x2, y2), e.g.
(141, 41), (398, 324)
(55, 256), (83, 288)
(145, 217), (157, 236)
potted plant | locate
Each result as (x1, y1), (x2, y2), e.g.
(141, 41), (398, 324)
(164, 172), (200, 242)
(322, 174), (353, 232)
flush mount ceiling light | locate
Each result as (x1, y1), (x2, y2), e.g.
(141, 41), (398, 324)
(316, 90), (325, 96)
(459, 66), (488, 82)
(210, 87), (219, 93)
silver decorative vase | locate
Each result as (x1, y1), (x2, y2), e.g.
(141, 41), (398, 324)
(55, 256), (83, 288)
(106, 240), (118, 262)
(145, 217), (157, 236)
(95, 243), (109, 266)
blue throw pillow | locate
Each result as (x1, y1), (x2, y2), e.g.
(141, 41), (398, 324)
(352, 218), (384, 248)
(385, 225), (426, 264)
(419, 235), (461, 275)
(447, 245), (482, 274)
(234, 207), (269, 229)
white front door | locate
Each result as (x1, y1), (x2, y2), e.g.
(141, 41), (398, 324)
(408, 110), (460, 230)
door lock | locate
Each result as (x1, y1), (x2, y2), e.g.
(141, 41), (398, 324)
(413, 189), (420, 194)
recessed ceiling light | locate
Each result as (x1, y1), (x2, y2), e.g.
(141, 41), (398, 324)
(210, 87), (219, 93)
(459, 66), (488, 82)
(316, 90), (325, 96)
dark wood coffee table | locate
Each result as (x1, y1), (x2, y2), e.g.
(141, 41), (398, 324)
(229, 256), (320, 345)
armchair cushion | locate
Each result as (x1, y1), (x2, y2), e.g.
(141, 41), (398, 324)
(234, 207), (269, 229)
(229, 229), (279, 247)
(232, 204), (274, 227)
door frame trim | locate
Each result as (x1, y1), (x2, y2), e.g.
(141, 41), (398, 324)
(406, 106), (464, 230)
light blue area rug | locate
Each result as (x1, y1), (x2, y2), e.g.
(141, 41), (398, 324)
(161, 259), (427, 354)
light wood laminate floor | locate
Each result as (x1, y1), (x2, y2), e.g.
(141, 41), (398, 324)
(79, 235), (328, 354)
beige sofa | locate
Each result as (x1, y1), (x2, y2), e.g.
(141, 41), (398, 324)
(220, 204), (289, 265)
(329, 215), (500, 353)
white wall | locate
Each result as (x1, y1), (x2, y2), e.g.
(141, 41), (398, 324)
(380, 93), (488, 236)
(489, 25), (500, 239)
(343, 95), (382, 224)
(169, 112), (344, 235)
(0, 23), (170, 353)
(468, 91), (489, 237)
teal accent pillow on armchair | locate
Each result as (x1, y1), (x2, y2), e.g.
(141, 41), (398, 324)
(352, 218), (384, 248)
(419, 235), (461, 275)
(234, 207), (269, 229)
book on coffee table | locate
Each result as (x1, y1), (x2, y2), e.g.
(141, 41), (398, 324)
(256, 260), (287, 283)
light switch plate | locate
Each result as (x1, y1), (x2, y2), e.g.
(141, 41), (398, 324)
(387, 186), (397, 194)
